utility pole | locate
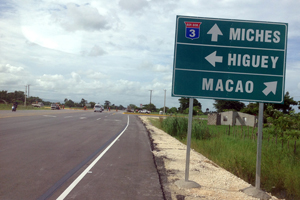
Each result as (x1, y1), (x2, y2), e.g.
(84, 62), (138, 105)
(28, 84), (30, 97)
(149, 90), (152, 111)
(24, 85), (27, 106)
(163, 89), (166, 114)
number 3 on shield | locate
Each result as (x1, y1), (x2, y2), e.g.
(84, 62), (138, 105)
(189, 29), (196, 37)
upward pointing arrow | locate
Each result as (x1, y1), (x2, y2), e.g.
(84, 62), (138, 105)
(207, 24), (223, 42)
(262, 81), (277, 96)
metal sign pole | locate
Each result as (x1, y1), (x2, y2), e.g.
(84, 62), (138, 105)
(255, 102), (264, 189)
(175, 97), (200, 189)
(239, 103), (270, 199)
(185, 98), (194, 181)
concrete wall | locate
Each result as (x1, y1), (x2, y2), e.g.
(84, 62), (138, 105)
(220, 111), (236, 126)
(207, 113), (220, 125)
(235, 112), (257, 127)
(208, 111), (257, 127)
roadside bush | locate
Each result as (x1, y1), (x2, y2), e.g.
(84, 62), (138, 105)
(162, 117), (210, 140)
(162, 116), (188, 139)
(192, 119), (211, 140)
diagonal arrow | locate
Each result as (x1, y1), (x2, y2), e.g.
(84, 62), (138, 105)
(207, 24), (223, 42)
(262, 81), (277, 96)
(205, 51), (223, 67)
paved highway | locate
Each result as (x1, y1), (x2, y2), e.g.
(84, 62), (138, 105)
(0, 110), (163, 200)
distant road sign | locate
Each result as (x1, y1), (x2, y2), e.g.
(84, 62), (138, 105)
(172, 16), (288, 103)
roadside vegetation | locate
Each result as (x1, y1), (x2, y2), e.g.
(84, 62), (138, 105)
(0, 104), (51, 110)
(148, 114), (300, 200)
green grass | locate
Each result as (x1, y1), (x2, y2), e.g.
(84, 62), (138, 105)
(0, 104), (96, 111)
(149, 116), (300, 200)
(0, 104), (51, 110)
(148, 112), (208, 119)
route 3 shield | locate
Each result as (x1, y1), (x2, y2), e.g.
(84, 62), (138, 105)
(184, 22), (201, 40)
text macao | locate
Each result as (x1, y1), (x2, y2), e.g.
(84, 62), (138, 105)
(202, 78), (254, 93)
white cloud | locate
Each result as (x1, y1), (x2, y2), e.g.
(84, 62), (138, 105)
(118, 0), (149, 13)
(36, 74), (65, 90)
(88, 45), (106, 56)
(0, 63), (24, 73)
(82, 69), (110, 80)
(0, 63), (30, 86)
(58, 3), (109, 32)
(153, 64), (170, 72)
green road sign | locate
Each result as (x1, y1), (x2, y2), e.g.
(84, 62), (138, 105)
(172, 16), (288, 103)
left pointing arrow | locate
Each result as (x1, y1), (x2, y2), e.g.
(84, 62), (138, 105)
(205, 51), (223, 67)
(262, 81), (277, 96)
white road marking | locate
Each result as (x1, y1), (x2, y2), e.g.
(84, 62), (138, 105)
(96, 118), (101, 120)
(57, 115), (129, 200)
(80, 117), (87, 119)
(104, 119), (121, 122)
(43, 115), (56, 118)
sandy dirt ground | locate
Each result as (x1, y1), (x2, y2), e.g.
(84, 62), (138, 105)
(139, 116), (282, 200)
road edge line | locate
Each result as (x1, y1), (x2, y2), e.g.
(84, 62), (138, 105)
(56, 115), (129, 200)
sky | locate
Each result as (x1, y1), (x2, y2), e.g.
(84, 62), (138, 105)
(1, 0), (300, 111)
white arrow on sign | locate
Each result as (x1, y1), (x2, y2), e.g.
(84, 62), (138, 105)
(205, 51), (223, 67)
(207, 24), (223, 42)
(262, 81), (277, 96)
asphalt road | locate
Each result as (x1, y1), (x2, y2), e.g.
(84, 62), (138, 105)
(0, 110), (163, 200)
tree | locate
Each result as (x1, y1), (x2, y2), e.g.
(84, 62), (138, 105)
(128, 104), (137, 110)
(27, 96), (43, 104)
(159, 106), (169, 113)
(169, 107), (177, 114)
(90, 101), (96, 108)
(80, 98), (87, 107)
(241, 92), (298, 116)
(240, 102), (259, 115)
(143, 103), (157, 112)
(265, 106), (300, 140)
(213, 100), (245, 112)
(0, 90), (26, 104)
(272, 92), (297, 114)
(178, 97), (202, 113)
(104, 100), (111, 108)
(0, 90), (8, 103)
(64, 98), (68, 103)
(65, 99), (75, 107)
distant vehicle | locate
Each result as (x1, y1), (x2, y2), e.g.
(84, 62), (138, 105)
(139, 109), (151, 114)
(51, 104), (56, 110)
(51, 103), (60, 110)
(94, 104), (103, 112)
(126, 106), (134, 112)
(32, 102), (44, 108)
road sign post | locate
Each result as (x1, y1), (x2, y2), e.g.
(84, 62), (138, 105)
(172, 16), (287, 198)
(175, 98), (201, 189)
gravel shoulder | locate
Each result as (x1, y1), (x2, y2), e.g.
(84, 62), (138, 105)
(139, 116), (281, 200)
